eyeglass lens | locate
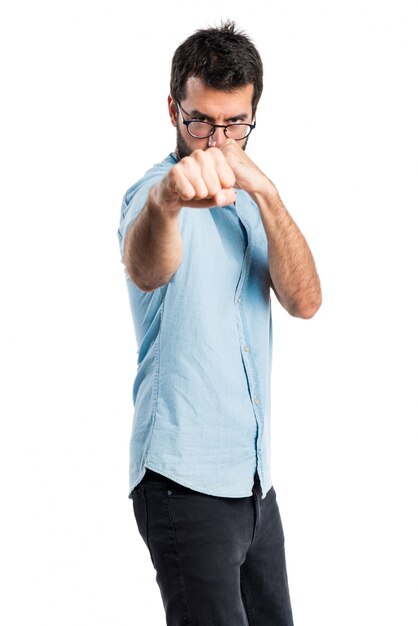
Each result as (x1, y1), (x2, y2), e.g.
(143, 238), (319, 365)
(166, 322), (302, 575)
(187, 121), (252, 140)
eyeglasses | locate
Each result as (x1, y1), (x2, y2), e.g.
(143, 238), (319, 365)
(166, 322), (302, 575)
(176, 102), (256, 140)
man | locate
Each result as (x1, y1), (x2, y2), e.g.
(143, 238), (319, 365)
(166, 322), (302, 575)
(118, 20), (321, 626)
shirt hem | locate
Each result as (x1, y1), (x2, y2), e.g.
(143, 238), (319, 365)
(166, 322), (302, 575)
(131, 462), (254, 499)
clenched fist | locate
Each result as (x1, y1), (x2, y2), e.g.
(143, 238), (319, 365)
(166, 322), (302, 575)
(150, 147), (237, 213)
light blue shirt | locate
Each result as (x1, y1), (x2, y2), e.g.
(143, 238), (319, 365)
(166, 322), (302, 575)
(118, 153), (274, 500)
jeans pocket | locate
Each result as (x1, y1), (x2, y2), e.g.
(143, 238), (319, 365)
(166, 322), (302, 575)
(165, 481), (199, 497)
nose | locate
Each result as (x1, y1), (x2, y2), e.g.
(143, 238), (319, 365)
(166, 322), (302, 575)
(208, 127), (227, 148)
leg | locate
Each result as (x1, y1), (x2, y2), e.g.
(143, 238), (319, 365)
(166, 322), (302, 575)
(132, 470), (255, 626)
(240, 482), (294, 626)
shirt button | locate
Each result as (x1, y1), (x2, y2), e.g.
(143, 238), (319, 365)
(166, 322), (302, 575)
(244, 345), (250, 352)
(254, 398), (260, 405)
(237, 297), (242, 303)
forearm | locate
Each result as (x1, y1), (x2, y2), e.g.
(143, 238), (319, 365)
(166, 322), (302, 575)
(123, 186), (183, 292)
(251, 184), (322, 319)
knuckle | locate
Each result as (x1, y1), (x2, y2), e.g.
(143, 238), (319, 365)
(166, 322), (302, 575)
(194, 186), (208, 200)
(207, 146), (222, 158)
(181, 156), (198, 176)
(180, 155), (191, 168)
(192, 148), (205, 161)
(182, 189), (195, 201)
(169, 165), (181, 179)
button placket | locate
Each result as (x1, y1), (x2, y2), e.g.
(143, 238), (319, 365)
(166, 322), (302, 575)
(235, 194), (265, 478)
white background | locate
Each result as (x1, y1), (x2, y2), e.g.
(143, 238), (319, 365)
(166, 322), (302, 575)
(1, 0), (417, 624)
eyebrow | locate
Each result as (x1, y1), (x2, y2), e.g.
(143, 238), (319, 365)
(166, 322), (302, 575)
(188, 109), (249, 122)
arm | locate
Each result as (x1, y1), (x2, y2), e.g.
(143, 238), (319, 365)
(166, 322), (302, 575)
(123, 149), (236, 292)
(123, 187), (183, 292)
(251, 183), (322, 319)
(221, 139), (322, 319)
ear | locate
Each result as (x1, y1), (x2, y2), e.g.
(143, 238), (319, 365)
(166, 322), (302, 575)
(168, 95), (177, 128)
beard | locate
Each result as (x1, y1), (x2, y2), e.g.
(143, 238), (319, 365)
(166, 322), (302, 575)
(175, 124), (193, 159)
(175, 122), (249, 160)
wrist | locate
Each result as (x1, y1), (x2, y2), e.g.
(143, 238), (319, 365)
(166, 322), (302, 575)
(249, 177), (279, 205)
(148, 184), (182, 221)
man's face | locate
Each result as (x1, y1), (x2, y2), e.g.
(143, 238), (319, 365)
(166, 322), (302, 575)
(168, 76), (255, 159)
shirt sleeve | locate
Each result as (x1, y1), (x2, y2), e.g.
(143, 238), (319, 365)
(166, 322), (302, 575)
(117, 171), (166, 265)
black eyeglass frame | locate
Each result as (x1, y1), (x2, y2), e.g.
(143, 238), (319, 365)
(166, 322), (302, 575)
(176, 101), (256, 140)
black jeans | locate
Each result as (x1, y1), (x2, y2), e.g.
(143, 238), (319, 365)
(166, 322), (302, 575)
(132, 468), (294, 626)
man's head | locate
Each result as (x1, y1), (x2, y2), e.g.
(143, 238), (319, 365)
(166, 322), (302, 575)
(168, 20), (263, 158)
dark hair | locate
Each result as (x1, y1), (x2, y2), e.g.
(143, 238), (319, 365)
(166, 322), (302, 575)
(170, 20), (263, 115)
